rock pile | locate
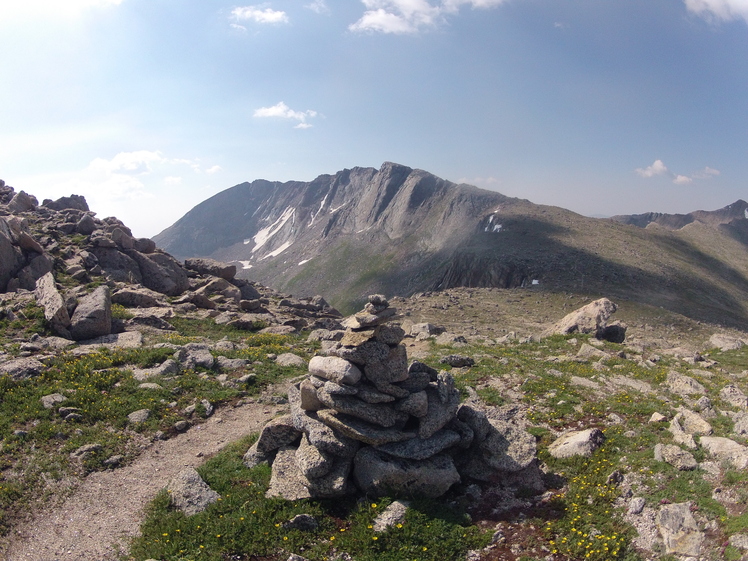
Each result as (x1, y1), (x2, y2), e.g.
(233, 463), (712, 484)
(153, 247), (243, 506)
(244, 295), (538, 500)
(0, 184), (343, 345)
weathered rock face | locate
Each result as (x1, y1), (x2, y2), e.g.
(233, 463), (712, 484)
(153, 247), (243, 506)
(69, 286), (112, 341)
(34, 272), (71, 337)
(0, 218), (25, 291)
(248, 295), (539, 500)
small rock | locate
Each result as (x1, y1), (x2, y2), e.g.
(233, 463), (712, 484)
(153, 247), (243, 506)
(168, 467), (220, 516)
(276, 353), (307, 368)
(373, 500), (410, 532)
(103, 455), (123, 467)
(439, 354), (475, 368)
(282, 514), (319, 532)
(628, 497), (646, 515)
(41, 393), (67, 409)
(127, 409), (151, 423)
(649, 411), (667, 423)
(548, 428), (605, 458)
(656, 502), (704, 557)
(666, 371), (705, 397)
(654, 443), (698, 470)
(70, 443), (102, 459)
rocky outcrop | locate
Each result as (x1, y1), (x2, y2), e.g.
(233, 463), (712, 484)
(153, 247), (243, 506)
(1, 188), (342, 343)
(245, 295), (539, 500)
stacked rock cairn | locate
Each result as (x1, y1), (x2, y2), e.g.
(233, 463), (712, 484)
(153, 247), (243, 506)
(243, 295), (538, 500)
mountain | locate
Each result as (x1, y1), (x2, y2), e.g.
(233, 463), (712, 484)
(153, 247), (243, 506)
(154, 162), (748, 326)
(611, 200), (748, 229)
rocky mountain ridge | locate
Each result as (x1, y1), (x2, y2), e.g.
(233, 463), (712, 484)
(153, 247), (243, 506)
(153, 163), (748, 328)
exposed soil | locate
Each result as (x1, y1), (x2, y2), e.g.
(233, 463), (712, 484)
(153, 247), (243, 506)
(3, 400), (284, 561)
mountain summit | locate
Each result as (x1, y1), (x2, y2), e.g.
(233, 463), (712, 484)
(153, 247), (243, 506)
(154, 163), (748, 326)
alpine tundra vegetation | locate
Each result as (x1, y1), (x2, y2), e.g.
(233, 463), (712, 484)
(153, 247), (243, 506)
(1, 177), (748, 561)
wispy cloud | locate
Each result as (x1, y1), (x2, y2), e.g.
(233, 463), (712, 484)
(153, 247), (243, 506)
(306, 0), (330, 14)
(635, 159), (720, 185)
(254, 101), (318, 128)
(232, 5), (289, 25)
(684, 0), (748, 24)
(349, 0), (507, 34)
(206, 165), (223, 174)
(694, 166), (721, 179)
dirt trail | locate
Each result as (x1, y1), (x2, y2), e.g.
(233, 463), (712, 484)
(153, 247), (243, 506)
(3, 401), (283, 561)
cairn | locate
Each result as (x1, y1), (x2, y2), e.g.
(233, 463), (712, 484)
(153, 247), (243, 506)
(244, 295), (538, 500)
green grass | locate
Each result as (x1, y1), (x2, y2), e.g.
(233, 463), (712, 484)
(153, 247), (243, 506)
(0, 327), (314, 539)
(128, 435), (490, 561)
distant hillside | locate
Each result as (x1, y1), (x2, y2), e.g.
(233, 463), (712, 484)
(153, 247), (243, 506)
(154, 163), (748, 326)
(611, 200), (748, 230)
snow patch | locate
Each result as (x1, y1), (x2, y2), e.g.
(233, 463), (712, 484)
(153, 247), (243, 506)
(243, 239), (252, 245)
(309, 193), (329, 227)
(484, 214), (503, 233)
(330, 202), (347, 213)
(237, 261), (252, 270)
(262, 240), (293, 260)
(298, 259), (311, 266)
(745, 208), (748, 219)
(252, 207), (295, 252)
(532, 279), (539, 285)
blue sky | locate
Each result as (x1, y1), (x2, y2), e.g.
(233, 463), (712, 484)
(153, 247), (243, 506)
(1, 0), (747, 237)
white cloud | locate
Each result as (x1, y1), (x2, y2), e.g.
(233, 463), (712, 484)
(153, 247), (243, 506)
(306, 0), (330, 14)
(232, 5), (289, 25)
(349, 0), (507, 33)
(635, 159), (669, 178)
(684, 0), (748, 24)
(254, 101), (318, 128)
(635, 159), (721, 185)
(206, 165), (223, 174)
(164, 176), (183, 186)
